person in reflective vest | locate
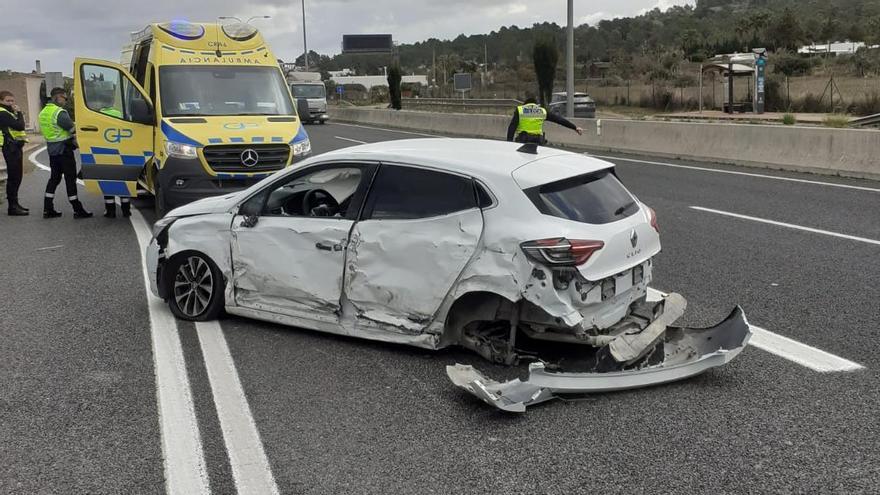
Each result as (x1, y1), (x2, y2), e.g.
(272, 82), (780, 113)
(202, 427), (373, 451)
(39, 87), (92, 219)
(97, 104), (131, 218)
(0, 90), (29, 215)
(506, 96), (583, 144)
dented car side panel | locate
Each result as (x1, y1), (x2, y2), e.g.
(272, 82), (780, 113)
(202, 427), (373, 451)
(230, 216), (352, 321)
(345, 209), (484, 334)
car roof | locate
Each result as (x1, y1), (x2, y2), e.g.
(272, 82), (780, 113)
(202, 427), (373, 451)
(552, 92), (589, 97)
(315, 138), (614, 183)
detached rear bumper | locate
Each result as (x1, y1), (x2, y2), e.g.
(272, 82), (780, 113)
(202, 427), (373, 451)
(447, 300), (751, 412)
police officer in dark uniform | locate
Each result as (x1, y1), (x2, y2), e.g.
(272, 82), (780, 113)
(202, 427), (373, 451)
(39, 87), (92, 219)
(0, 90), (29, 215)
(506, 95), (583, 144)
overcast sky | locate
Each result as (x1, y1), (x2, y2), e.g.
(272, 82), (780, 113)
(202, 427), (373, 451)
(1, 0), (691, 75)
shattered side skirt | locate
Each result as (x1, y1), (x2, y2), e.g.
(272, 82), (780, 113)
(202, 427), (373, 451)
(447, 303), (752, 412)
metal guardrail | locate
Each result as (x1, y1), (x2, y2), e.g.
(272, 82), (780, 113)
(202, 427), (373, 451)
(850, 113), (880, 127)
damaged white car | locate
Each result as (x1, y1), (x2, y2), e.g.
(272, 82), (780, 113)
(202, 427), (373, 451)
(146, 138), (750, 411)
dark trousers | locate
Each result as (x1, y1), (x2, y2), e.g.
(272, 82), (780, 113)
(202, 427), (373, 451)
(515, 132), (546, 145)
(45, 150), (79, 204)
(2, 142), (23, 204)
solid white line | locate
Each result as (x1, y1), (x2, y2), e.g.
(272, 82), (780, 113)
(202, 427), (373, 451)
(748, 325), (864, 372)
(130, 209), (211, 495)
(332, 121), (438, 138)
(195, 321), (280, 495)
(645, 288), (863, 372)
(333, 135), (368, 144)
(690, 206), (880, 246)
(32, 151), (212, 493)
(35, 244), (64, 251)
(590, 154), (880, 193)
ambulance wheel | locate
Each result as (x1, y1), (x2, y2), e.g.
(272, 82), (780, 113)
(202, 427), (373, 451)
(167, 253), (224, 321)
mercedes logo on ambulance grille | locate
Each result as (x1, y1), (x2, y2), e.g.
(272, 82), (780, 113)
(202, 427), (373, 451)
(630, 229), (639, 248)
(241, 149), (260, 167)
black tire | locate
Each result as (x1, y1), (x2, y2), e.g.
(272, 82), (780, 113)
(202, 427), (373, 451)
(154, 177), (167, 218)
(166, 253), (224, 321)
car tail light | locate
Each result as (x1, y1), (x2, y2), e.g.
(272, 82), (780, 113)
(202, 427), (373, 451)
(648, 207), (659, 233)
(521, 238), (605, 266)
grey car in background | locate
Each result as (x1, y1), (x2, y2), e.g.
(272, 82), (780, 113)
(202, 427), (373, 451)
(549, 92), (596, 118)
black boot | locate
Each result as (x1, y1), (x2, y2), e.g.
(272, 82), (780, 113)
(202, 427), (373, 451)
(71, 200), (93, 219)
(8, 204), (29, 216)
(104, 202), (117, 218)
(120, 201), (131, 218)
(43, 197), (62, 219)
(13, 201), (28, 212)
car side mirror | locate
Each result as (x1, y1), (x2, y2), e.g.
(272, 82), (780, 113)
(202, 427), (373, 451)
(238, 196), (263, 227)
(130, 99), (154, 125)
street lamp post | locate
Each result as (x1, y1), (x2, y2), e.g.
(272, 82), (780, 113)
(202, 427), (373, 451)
(301, 0), (309, 72)
(566, 0), (575, 119)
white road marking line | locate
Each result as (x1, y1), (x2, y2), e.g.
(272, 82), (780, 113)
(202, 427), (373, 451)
(334, 135), (368, 144)
(748, 325), (864, 372)
(35, 244), (64, 251)
(690, 206), (880, 246)
(646, 288), (863, 372)
(332, 121), (438, 138)
(130, 208), (211, 494)
(195, 321), (280, 495)
(589, 154), (880, 193)
(34, 144), (211, 491)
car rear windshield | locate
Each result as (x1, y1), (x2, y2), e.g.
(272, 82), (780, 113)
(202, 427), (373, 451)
(524, 169), (639, 224)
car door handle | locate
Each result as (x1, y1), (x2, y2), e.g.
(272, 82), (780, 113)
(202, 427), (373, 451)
(80, 125), (99, 132)
(315, 241), (342, 252)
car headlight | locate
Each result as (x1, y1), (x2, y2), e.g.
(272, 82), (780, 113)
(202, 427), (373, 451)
(151, 215), (178, 240)
(291, 139), (311, 157)
(165, 141), (198, 160)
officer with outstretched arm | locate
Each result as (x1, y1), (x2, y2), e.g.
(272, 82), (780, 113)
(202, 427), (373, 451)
(507, 96), (583, 144)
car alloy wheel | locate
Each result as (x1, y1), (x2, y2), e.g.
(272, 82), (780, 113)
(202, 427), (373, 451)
(173, 256), (214, 318)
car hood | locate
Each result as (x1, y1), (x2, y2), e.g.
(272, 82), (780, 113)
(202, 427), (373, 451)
(167, 192), (244, 217)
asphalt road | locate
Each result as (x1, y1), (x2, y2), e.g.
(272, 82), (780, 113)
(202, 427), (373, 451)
(2, 122), (878, 494)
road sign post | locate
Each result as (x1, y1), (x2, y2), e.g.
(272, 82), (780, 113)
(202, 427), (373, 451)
(453, 73), (472, 100)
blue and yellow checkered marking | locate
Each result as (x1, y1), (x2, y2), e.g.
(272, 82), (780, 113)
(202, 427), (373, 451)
(82, 148), (153, 167)
(203, 137), (287, 145)
(98, 180), (133, 196)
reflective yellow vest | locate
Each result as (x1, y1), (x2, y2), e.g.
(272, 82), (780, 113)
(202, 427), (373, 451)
(39, 103), (71, 143)
(0, 107), (28, 143)
(99, 107), (123, 118)
(515, 104), (547, 136)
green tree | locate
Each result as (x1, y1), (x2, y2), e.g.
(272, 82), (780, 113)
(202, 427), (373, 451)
(770, 8), (804, 50)
(387, 64), (402, 110)
(532, 35), (559, 106)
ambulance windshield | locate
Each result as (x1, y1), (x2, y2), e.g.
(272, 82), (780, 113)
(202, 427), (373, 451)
(160, 66), (295, 116)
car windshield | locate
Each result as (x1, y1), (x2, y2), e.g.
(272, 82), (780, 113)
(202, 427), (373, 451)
(291, 84), (326, 98)
(159, 66), (294, 116)
(525, 169), (639, 224)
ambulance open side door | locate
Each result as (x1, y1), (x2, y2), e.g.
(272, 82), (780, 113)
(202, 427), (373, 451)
(74, 58), (155, 198)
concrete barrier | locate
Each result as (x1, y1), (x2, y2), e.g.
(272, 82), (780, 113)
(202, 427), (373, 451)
(329, 107), (880, 180)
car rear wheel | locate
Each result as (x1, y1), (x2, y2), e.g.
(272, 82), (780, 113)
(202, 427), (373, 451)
(167, 253), (224, 321)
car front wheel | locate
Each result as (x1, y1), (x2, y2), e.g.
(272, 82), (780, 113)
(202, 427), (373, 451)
(167, 253), (224, 321)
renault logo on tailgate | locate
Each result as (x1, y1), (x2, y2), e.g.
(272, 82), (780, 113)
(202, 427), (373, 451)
(241, 149), (259, 167)
(630, 229), (639, 248)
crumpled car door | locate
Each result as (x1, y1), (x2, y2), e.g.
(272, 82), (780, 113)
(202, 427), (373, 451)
(344, 209), (483, 333)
